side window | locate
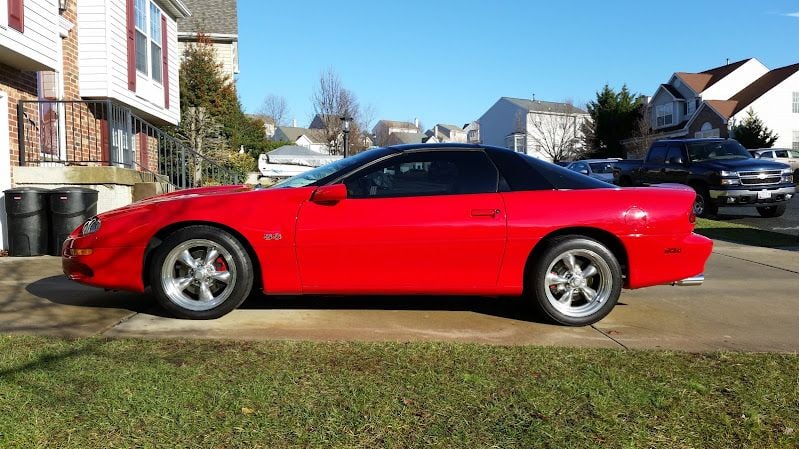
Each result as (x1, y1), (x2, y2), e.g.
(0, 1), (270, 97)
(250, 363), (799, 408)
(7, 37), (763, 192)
(790, 150), (799, 158)
(774, 150), (789, 158)
(647, 145), (668, 165)
(665, 145), (685, 164)
(344, 151), (498, 199)
(760, 151), (774, 159)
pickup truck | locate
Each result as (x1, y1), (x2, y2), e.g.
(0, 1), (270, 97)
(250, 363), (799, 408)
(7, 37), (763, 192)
(613, 138), (795, 217)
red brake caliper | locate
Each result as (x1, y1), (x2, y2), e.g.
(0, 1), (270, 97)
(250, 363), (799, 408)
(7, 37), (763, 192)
(214, 256), (228, 272)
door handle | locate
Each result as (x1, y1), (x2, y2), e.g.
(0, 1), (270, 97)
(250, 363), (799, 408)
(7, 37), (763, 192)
(471, 208), (501, 217)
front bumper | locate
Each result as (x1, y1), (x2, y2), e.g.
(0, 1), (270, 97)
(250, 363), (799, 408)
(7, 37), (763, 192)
(709, 185), (795, 206)
(62, 236), (147, 293)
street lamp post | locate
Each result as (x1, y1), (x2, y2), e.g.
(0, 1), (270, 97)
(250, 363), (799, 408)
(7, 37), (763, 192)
(340, 116), (352, 157)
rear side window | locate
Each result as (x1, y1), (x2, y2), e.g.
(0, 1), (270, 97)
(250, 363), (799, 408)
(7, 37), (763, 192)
(647, 145), (668, 164)
(486, 148), (612, 190)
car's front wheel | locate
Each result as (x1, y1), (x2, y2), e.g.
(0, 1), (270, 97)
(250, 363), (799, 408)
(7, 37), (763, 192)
(756, 204), (787, 218)
(692, 186), (717, 218)
(150, 226), (254, 319)
(530, 237), (622, 326)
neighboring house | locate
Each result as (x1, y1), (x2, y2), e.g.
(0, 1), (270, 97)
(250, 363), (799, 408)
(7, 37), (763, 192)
(428, 124), (467, 143)
(387, 132), (428, 146)
(463, 121), (480, 144)
(273, 126), (329, 153)
(372, 119), (419, 146)
(257, 144), (341, 179)
(478, 97), (589, 161)
(177, 0), (238, 79)
(2, 0), (191, 251)
(642, 58), (799, 149)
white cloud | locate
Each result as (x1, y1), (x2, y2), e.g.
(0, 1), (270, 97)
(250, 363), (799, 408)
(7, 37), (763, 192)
(784, 12), (799, 17)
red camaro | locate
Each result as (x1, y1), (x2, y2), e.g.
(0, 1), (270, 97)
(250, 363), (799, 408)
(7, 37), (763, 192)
(63, 144), (712, 326)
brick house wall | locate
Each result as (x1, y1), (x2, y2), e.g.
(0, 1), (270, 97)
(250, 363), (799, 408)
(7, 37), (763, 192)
(687, 106), (730, 138)
(1, 62), (38, 169)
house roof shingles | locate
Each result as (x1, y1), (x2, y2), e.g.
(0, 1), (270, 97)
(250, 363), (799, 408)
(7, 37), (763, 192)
(503, 97), (588, 114)
(177, 0), (238, 35)
(675, 58), (751, 94)
(276, 126), (326, 144)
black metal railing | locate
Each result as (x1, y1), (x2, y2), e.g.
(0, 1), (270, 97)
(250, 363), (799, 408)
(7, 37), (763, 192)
(17, 100), (242, 188)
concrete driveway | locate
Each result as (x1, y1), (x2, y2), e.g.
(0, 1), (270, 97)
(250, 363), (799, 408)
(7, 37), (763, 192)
(1, 240), (798, 352)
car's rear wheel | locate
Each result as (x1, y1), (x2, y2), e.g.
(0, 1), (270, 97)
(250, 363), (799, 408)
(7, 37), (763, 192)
(530, 237), (622, 326)
(150, 226), (253, 319)
(756, 204), (787, 218)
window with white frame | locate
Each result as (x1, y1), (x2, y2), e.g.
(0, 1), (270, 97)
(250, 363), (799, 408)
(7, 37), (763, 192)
(505, 133), (526, 153)
(135, 0), (163, 84)
(655, 103), (674, 127)
(793, 92), (799, 114)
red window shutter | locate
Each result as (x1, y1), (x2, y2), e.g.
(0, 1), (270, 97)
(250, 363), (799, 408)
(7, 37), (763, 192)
(161, 14), (169, 109)
(8, 0), (24, 32)
(125, 0), (136, 91)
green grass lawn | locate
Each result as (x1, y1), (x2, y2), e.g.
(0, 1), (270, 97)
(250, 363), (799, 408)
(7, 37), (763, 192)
(1, 336), (797, 448)
(695, 218), (798, 248)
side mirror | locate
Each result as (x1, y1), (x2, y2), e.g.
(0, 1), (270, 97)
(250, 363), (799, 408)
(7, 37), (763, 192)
(311, 183), (347, 204)
(579, 169), (589, 175)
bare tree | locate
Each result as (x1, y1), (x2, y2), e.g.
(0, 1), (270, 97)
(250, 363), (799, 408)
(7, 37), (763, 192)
(311, 68), (366, 155)
(177, 107), (225, 186)
(624, 103), (654, 159)
(258, 94), (289, 126)
(521, 101), (589, 162)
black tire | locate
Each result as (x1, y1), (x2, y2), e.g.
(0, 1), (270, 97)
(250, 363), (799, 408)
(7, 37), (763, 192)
(529, 236), (622, 326)
(149, 225), (254, 319)
(756, 204), (787, 218)
(692, 186), (717, 218)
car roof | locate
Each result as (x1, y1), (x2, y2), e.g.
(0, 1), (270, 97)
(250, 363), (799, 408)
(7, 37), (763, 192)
(655, 138), (729, 144)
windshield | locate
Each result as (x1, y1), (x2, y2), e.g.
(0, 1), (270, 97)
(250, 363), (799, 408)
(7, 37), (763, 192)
(687, 141), (751, 162)
(270, 149), (389, 188)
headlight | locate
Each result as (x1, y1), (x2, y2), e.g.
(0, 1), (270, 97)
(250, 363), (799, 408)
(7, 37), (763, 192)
(80, 217), (101, 236)
(719, 170), (739, 185)
(782, 168), (794, 183)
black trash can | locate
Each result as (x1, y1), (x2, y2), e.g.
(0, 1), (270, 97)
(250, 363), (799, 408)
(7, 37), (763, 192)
(4, 187), (50, 256)
(48, 187), (98, 256)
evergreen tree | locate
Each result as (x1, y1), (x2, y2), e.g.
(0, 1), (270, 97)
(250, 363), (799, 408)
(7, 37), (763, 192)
(583, 84), (640, 158)
(730, 108), (778, 149)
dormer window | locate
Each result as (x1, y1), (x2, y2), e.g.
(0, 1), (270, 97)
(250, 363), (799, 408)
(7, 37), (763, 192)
(656, 103), (674, 127)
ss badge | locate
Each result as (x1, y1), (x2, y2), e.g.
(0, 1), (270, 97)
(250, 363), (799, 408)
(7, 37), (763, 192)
(263, 233), (282, 241)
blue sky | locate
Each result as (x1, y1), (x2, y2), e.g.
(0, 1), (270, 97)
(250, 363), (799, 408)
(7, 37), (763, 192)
(236, 0), (798, 130)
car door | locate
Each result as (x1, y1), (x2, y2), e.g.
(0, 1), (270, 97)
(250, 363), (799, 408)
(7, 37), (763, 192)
(663, 144), (689, 183)
(294, 149), (507, 294)
(641, 144), (668, 185)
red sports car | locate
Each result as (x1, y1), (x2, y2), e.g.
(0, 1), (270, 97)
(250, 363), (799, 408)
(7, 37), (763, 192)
(63, 144), (712, 326)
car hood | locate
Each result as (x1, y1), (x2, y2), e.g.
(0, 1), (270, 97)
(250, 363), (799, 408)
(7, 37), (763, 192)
(697, 158), (790, 171)
(137, 184), (254, 204)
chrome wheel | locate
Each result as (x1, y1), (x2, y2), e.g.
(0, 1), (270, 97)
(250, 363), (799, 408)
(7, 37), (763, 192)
(543, 248), (613, 319)
(693, 194), (705, 216)
(160, 239), (237, 312)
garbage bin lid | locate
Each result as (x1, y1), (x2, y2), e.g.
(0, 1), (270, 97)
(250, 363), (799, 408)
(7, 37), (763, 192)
(49, 186), (99, 194)
(4, 186), (50, 194)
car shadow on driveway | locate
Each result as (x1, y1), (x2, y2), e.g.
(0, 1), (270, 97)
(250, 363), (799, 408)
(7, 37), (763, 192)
(25, 275), (609, 325)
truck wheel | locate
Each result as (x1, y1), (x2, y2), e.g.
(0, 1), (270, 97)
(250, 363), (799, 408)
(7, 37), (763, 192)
(756, 204), (786, 218)
(692, 187), (717, 218)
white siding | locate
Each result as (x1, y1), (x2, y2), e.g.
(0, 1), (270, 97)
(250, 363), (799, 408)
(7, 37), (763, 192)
(732, 71), (799, 149)
(178, 39), (238, 79)
(702, 59), (769, 101)
(77, 0), (180, 125)
(477, 98), (524, 149)
(0, 0), (59, 70)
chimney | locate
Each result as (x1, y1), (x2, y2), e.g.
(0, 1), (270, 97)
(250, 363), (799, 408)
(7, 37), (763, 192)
(414, 117), (419, 130)
(532, 93), (536, 102)
(292, 118), (297, 127)
(434, 124), (439, 137)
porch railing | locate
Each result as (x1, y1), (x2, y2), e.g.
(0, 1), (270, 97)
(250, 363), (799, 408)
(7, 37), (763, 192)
(17, 100), (242, 188)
